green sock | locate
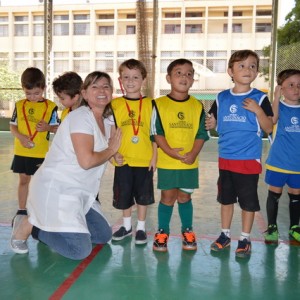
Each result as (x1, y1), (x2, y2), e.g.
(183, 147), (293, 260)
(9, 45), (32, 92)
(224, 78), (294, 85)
(178, 200), (193, 232)
(158, 202), (173, 234)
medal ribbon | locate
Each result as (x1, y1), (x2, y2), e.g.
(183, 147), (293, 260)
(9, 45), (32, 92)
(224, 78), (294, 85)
(125, 95), (143, 137)
(22, 100), (49, 142)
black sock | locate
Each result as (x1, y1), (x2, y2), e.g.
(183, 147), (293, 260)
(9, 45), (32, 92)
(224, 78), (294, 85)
(288, 193), (300, 228)
(266, 190), (281, 226)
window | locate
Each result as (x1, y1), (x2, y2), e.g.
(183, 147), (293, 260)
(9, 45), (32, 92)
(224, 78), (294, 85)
(256, 10), (272, 16)
(126, 25), (136, 34)
(74, 14), (90, 21)
(160, 59), (172, 72)
(233, 11), (243, 17)
(96, 51), (113, 58)
(74, 23), (90, 35)
(73, 60), (89, 73)
(33, 60), (43, 70)
(117, 51), (135, 58)
(98, 14), (114, 19)
(14, 52), (29, 72)
(207, 59), (227, 73)
(255, 23), (271, 32)
(54, 15), (69, 36)
(185, 12), (202, 18)
(0, 16), (8, 22)
(0, 25), (8, 36)
(96, 60), (113, 72)
(14, 16), (28, 22)
(54, 51), (69, 58)
(34, 24), (44, 36)
(223, 24), (228, 33)
(54, 60), (69, 73)
(127, 14), (136, 19)
(232, 23), (242, 33)
(99, 26), (114, 35)
(165, 24), (180, 34)
(15, 24), (28, 36)
(165, 12), (181, 18)
(74, 51), (89, 58)
(54, 23), (69, 35)
(207, 51), (227, 57)
(184, 51), (204, 57)
(185, 24), (202, 33)
(161, 51), (180, 57)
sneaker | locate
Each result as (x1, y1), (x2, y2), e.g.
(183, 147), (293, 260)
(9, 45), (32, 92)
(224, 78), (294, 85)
(210, 232), (231, 251)
(10, 215), (29, 254)
(112, 226), (132, 241)
(235, 238), (251, 258)
(135, 230), (147, 245)
(264, 224), (279, 244)
(289, 225), (300, 242)
(182, 228), (197, 251)
(153, 229), (169, 252)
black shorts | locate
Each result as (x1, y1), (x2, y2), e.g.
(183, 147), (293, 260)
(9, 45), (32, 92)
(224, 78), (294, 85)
(217, 169), (260, 212)
(113, 165), (155, 210)
(11, 155), (44, 175)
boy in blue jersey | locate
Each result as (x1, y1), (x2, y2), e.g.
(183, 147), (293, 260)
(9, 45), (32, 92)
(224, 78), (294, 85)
(151, 58), (209, 252)
(206, 50), (273, 258)
(264, 69), (300, 243)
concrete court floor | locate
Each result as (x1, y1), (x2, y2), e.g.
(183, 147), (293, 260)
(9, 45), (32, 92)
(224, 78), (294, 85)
(0, 131), (299, 300)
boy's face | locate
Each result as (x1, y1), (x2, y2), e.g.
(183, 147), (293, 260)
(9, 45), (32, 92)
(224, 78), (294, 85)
(281, 74), (300, 104)
(119, 67), (145, 96)
(57, 92), (80, 109)
(166, 63), (194, 93)
(228, 55), (258, 85)
(23, 87), (45, 102)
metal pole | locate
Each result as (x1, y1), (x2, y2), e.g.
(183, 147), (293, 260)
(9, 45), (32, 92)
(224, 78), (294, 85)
(269, 0), (279, 102)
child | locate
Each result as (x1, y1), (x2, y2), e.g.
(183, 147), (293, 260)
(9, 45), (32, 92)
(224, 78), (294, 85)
(151, 58), (209, 252)
(52, 71), (83, 123)
(264, 69), (300, 243)
(206, 50), (273, 258)
(111, 59), (156, 245)
(10, 67), (59, 219)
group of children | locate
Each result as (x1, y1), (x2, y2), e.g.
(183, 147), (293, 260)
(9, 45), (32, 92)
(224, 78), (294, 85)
(10, 49), (300, 260)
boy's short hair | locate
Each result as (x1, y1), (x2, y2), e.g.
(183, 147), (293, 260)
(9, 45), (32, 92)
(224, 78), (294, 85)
(167, 58), (194, 75)
(118, 59), (147, 79)
(277, 69), (300, 85)
(52, 71), (83, 98)
(21, 67), (45, 89)
(228, 50), (260, 70)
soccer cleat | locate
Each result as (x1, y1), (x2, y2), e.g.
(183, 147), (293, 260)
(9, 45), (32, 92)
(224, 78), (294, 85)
(289, 225), (300, 242)
(135, 230), (147, 245)
(112, 226), (132, 241)
(235, 238), (251, 258)
(264, 224), (279, 244)
(182, 228), (197, 251)
(10, 215), (29, 254)
(210, 232), (231, 251)
(153, 229), (169, 252)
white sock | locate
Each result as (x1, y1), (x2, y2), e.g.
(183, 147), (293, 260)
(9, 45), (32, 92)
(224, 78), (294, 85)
(136, 220), (145, 231)
(123, 217), (132, 231)
(222, 229), (231, 238)
(240, 232), (250, 241)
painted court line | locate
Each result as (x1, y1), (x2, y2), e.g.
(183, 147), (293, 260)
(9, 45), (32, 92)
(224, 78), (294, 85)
(49, 244), (104, 300)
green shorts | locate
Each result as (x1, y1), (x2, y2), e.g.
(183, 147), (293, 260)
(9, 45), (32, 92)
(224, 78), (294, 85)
(157, 168), (199, 191)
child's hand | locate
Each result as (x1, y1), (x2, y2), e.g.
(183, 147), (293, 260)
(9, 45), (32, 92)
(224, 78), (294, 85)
(274, 85), (282, 102)
(113, 152), (124, 166)
(205, 113), (216, 130)
(169, 147), (186, 160)
(242, 98), (261, 114)
(36, 120), (49, 132)
(181, 151), (196, 165)
(19, 134), (34, 148)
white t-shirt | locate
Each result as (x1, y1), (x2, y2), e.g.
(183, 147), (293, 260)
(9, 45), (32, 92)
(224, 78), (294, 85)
(27, 106), (111, 233)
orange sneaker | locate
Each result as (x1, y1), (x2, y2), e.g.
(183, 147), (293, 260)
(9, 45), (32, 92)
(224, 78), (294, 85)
(182, 228), (197, 251)
(153, 229), (169, 252)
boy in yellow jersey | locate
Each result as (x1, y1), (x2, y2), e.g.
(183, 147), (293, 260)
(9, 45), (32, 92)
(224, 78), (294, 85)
(52, 71), (83, 123)
(10, 67), (59, 220)
(111, 59), (156, 245)
(151, 58), (209, 252)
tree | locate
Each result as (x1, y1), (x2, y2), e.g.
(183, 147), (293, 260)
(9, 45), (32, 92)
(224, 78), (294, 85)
(261, 0), (300, 79)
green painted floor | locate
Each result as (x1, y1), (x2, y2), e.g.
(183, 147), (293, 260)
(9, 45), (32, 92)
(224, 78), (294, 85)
(0, 132), (299, 300)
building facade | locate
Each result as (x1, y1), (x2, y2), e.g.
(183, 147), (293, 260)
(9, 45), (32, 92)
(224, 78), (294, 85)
(0, 0), (272, 109)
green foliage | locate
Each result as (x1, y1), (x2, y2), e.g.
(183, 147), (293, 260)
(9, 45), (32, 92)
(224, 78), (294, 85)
(0, 59), (23, 103)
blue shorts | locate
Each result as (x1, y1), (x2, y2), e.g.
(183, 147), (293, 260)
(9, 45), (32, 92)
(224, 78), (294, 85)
(265, 169), (300, 189)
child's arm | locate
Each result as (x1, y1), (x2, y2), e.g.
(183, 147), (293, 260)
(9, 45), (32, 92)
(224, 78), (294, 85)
(109, 124), (124, 165)
(182, 139), (205, 165)
(36, 120), (58, 133)
(149, 142), (157, 171)
(10, 124), (32, 148)
(242, 98), (273, 134)
(272, 85), (281, 124)
(154, 135), (186, 160)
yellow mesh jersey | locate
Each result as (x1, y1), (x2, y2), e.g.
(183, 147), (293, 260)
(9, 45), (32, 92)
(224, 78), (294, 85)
(60, 107), (71, 122)
(111, 96), (153, 167)
(13, 99), (57, 158)
(154, 95), (203, 170)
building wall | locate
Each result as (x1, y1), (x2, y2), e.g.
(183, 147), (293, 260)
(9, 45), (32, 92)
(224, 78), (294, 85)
(0, 0), (272, 104)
